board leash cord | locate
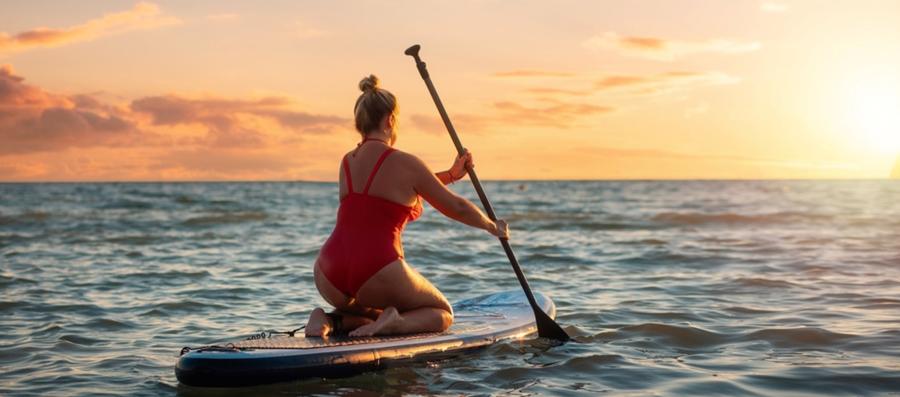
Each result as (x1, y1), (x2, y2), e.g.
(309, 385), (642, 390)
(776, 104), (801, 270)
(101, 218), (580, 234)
(179, 326), (306, 356)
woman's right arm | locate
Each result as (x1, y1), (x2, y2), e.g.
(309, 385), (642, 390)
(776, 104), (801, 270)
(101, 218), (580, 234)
(407, 154), (508, 238)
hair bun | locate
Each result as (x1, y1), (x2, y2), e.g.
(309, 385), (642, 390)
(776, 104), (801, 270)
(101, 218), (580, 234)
(358, 74), (379, 92)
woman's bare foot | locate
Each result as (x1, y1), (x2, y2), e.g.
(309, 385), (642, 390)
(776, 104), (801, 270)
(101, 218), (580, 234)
(304, 308), (332, 337)
(348, 306), (401, 337)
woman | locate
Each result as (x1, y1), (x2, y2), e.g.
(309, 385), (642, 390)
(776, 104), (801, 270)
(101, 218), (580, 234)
(306, 75), (509, 337)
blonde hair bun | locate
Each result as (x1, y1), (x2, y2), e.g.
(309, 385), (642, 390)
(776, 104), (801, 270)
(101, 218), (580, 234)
(358, 74), (380, 92)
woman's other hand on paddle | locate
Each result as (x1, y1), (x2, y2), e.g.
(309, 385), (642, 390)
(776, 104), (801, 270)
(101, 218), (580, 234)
(449, 149), (473, 181)
(490, 219), (510, 239)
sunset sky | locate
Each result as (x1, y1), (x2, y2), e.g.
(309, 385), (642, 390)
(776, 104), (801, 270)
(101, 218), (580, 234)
(1, 0), (899, 181)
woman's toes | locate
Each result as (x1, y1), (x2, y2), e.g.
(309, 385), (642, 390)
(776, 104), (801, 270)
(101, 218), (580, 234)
(353, 307), (401, 337)
(349, 323), (376, 337)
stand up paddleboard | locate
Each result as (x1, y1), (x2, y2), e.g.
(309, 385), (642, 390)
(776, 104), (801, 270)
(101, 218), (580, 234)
(176, 290), (556, 387)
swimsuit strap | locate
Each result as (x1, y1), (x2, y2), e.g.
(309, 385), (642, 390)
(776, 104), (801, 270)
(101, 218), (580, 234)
(362, 148), (395, 195)
(342, 155), (354, 193)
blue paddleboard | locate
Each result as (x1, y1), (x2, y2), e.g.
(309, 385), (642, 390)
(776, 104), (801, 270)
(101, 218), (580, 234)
(175, 290), (556, 387)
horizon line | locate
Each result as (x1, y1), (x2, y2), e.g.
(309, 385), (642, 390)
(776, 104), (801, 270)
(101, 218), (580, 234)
(1, 177), (897, 184)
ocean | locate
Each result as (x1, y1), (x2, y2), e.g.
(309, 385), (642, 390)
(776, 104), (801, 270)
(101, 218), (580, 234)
(1, 180), (899, 396)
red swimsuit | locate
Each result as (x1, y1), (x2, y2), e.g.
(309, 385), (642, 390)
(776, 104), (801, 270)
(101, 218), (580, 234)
(318, 146), (423, 297)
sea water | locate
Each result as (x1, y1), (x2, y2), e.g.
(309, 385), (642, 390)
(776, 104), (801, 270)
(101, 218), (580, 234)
(1, 181), (899, 396)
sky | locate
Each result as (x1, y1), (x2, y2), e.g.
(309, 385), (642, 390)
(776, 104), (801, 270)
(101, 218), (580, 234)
(1, 0), (899, 181)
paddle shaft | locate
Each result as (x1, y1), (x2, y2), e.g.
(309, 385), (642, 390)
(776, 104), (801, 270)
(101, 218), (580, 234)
(405, 45), (568, 341)
(419, 69), (533, 299)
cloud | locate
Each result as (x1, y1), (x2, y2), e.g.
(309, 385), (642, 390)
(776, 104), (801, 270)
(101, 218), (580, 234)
(0, 64), (348, 157)
(760, 1), (790, 13)
(206, 13), (239, 21)
(595, 71), (740, 94)
(0, 2), (180, 54)
(579, 146), (858, 172)
(583, 32), (761, 61)
(683, 102), (710, 119)
(409, 96), (614, 133)
(0, 65), (141, 154)
(408, 113), (490, 135)
(595, 75), (649, 89)
(131, 95), (347, 147)
(151, 149), (303, 175)
(517, 71), (739, 102)
(524, 87), (591, 97)
(493, 70), (575, 78)
(292, 21), (327, 39)
(491, 100), (614, 128)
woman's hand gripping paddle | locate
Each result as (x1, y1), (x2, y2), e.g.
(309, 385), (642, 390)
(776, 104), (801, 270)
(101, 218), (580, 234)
(404, 44), (570, 342)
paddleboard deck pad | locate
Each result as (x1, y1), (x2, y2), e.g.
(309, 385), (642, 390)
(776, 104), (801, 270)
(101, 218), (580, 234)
(175, 290), (556, 387)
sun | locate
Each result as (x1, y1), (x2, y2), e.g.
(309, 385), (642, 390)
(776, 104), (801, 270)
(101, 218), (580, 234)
(847, 76), (900, 153)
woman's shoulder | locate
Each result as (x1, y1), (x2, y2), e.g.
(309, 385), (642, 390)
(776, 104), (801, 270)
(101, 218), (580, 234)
(388, 149), (428, 170)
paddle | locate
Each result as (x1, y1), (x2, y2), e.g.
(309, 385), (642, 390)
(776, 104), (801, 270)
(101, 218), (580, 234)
(404, 44), (570, 342)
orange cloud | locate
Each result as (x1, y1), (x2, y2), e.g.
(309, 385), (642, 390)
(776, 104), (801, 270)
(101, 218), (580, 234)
(0, 65), (141, 154)
(595, 71), (740, 94)
(524, 87), (590, 96)
(760, 1), (790, 13)
(493, 70), (575, 78)
(583, 32), (760, 61)
(0, 2), (179, 54)
(150, 149), (305, 176)
(578, 146), (857, 172)
(518, 71), (739, 101)
(206, 13), (239, 21)
(291, 21), (327, 39)
(407, 113), (491, 136)
(408, 98), (614, 133)
(0, 65), (354, 180)
(131, 95), (346, 147)
(595, 75), (649, 89)
(492, 100), (614, 128)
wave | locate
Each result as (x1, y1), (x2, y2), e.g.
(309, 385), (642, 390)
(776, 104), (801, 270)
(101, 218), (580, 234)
(582, 324), (860, 351)
(139, 299), (229, 316)
(118, 269), (211, 281)
(81, 318), (134, 331)
(540, 221), (648, 231)
(174, 195), (197, 204)
(651, 211), (831, 226)
(0, 211), (51, 225)
(618, 323), (727, 348)
(853, 298), (900, 310)
(105, 235), (163, 245)
(733, 277), (806, 289)
(0, 275), (37, 287)
(742, 327), (857, 347)
(505, 211), (590, 222)
(0, 300), (28, 310)
(58, 334), (103, 346)
(182, 211), (268, 226)
(724, 305), (779, 315)
(98, 200), (154, 210)
(742, 368), (900, 395)
(175, 287), (259, 300)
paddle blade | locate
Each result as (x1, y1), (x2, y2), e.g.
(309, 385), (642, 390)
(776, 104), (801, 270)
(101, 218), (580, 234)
(534, 306), (570, 342)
